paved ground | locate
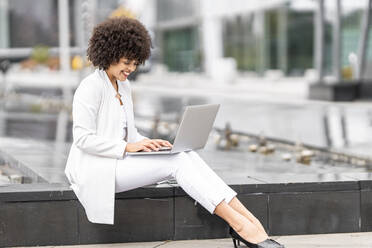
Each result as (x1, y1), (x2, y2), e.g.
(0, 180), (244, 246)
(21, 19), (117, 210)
(19, 232), (372, 248)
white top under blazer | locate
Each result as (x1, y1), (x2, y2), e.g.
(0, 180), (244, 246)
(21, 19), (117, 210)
(64, 69), (147, 224)
(122, 105), (128, 141)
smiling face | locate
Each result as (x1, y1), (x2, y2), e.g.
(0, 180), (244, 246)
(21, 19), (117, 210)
(105, 57), (139, 84)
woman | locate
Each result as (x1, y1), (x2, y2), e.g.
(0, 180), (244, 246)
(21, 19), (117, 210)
(64, 17), (284, 248)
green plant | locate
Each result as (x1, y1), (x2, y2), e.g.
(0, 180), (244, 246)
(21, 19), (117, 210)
(31, 45), (50, 64)
(30, 103), (42, 113)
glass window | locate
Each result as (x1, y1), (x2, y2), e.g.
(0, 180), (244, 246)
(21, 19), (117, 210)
(287, 10), (315, 76)
(266, 10), (279, 70)
(163, 27), (200, 72)
(6, 0), (76, 48)
(222, 13), (259, 72)
(341, 2), (367, 67)
(8, 0), (59, 47)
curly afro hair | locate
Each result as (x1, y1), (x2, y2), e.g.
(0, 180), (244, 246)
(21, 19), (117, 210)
(87, 17), (152, 70)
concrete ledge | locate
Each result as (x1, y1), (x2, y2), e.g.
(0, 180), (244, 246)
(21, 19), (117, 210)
(308, 82), (360, 101)
(358, 82), (372, 100)
(0, 180), (371, 247)
(0, 180), (361, 202)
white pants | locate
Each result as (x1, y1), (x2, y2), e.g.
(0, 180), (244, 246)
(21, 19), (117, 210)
(115, 150), (237, 214)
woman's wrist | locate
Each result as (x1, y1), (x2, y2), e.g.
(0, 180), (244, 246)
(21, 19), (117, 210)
(125, 143), (130, 152)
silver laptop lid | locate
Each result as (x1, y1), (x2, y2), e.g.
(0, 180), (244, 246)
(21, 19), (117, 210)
(171, 104), (220, 153)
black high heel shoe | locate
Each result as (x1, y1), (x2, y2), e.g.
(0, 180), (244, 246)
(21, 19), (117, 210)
(229, 226), (285, 248)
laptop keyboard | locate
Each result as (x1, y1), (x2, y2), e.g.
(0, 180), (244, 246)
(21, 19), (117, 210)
(157, 146), (172, 151)
(141, 147), (172, 152)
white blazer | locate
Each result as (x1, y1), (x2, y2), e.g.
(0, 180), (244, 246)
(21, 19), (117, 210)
(64, 69), (147, 225)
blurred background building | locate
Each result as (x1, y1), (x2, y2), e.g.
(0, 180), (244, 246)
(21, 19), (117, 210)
(0, 0), (371, 80)
(0, 0), (371, 143)
(0, 0), (371, 177)
(156, 0), (370, 75)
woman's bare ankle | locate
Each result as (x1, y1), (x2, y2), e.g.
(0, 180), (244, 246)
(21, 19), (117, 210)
(233, 219), (266, 244)
(230, 219), (244, 233)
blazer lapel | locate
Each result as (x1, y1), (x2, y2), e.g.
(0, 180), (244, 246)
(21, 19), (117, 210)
(98, 69), (125, 137)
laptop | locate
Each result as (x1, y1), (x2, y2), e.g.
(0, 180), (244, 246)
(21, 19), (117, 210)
(126, 103), (220, 156)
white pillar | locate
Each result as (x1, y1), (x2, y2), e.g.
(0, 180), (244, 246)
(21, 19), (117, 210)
(0, 0), (9, 48)
(357, 0), (372, 80)
(74, 0), (85, 50)
(333, 0), (342, 81)
(58, 0), (71, 73)
(314, 0), (325, 82)
(57, 0), (71, 143)
(0, 0), (8, 137)
(200, 0), (223, 78)
(201, 16), (223, 77)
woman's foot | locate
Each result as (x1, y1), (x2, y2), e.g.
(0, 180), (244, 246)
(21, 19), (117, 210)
(228, 197), (268, 235)
(233, 218), (268, 244)
(229, 227), (285, 248)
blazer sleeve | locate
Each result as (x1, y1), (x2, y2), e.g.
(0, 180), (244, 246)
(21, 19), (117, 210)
(72, 78), (127, 159)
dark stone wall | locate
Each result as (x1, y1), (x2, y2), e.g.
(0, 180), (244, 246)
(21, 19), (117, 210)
(0, 181), (370, 247)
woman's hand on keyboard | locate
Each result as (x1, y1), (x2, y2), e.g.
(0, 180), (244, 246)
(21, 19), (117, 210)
(152, 139), (173, 149)
(125, 139), (172, 152)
